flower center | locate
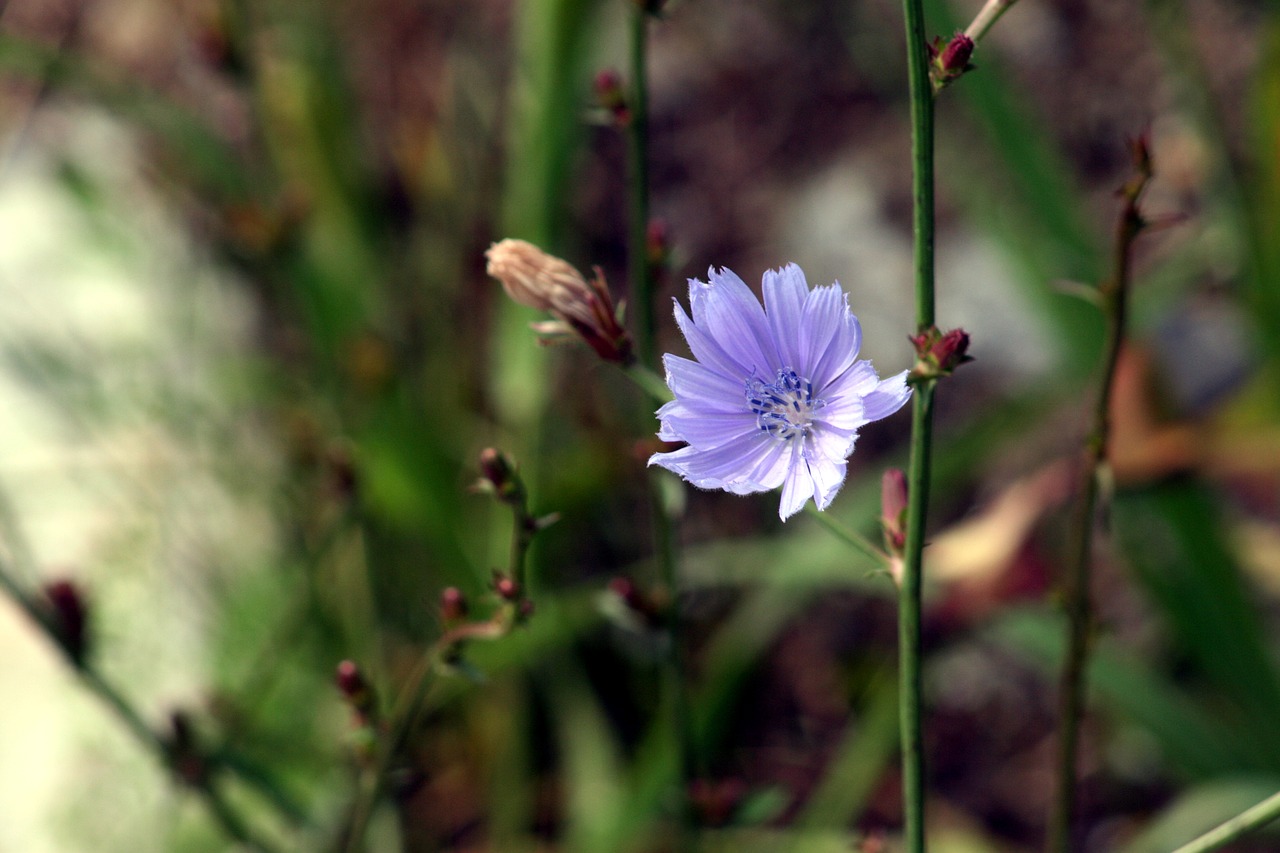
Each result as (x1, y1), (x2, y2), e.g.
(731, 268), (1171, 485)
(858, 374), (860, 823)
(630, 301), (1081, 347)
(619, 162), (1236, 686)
(746, 368), (824, 442)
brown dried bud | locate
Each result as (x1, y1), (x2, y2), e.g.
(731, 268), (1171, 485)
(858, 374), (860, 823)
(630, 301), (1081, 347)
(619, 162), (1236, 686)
(485, 239), (633, 365)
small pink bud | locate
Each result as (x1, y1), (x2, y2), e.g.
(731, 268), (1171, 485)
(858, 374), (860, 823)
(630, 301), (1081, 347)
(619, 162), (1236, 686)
(335, 660), (377, 722)
(440, 587), (468, 622)
(880, 468), (909, 555)
(594, 68), (629, 126)
(477, 447), (522, 504)
(646, 218), (671, 267)
(493, 573), (520, 602)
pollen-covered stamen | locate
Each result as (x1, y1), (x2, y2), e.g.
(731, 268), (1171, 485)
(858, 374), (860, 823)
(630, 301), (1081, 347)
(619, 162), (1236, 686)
(746, 368), (824, 441)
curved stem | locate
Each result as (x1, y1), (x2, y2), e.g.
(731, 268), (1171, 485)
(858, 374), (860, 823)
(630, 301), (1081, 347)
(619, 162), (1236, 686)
(1170, 790), (1280, 853)
(1047, 156), (1148, 853)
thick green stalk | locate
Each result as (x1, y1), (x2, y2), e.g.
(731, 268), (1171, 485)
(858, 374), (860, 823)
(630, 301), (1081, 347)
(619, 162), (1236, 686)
(1047, 156), (1148, 853)
(1171, 790), (1280, 853)
(898, 0), (936, 848)
(627, 3), (654, 367)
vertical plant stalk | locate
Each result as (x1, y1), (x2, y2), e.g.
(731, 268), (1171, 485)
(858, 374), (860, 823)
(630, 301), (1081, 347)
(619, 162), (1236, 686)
(626, 4), (693, 840)
(627, 3), (655, 368)
(898, 0), (936, 848)
(1048, 145), (1152, 853)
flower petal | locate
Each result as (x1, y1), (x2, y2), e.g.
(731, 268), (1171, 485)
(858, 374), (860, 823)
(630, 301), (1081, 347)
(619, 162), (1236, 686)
(778, 445), (812, 520)
(763, 264), (808, 370)
(662, 410), (759, 450)
(862, 370), (912, 423)
(689, 268), (779, 376)
(800, 284), (861, 390)
(649, 431), (777, 495)
(807, 455), (847, 511)
(673, 301), (752, 382)
(663, 354), (744, 413)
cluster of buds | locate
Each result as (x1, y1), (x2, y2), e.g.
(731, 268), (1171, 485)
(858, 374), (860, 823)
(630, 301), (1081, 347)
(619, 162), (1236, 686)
(908, 326), (973, 383)
(928, 32), (975, 92)
(594, 69), (630, 127)
(485, 239), (634, 366)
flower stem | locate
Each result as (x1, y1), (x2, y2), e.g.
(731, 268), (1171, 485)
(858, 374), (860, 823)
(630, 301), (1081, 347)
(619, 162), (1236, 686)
(804, 504), (892, 569)
(1170, 789), (1280, 853)
(899, 0), (936, 846)
(1047, 146), (1151, 853)
(627, 3), (654, 368)
(963, 0), (1021, 42)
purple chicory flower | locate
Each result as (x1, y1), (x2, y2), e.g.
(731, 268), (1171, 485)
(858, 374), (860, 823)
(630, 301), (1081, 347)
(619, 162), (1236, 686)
(649, 265), (911, 520)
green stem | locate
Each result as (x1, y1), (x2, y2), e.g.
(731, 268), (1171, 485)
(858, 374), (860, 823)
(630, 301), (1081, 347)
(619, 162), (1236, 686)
(803, 504), (892, 569)
(626, 7), (691, 843)
(1171, 790), (1280, 853)
(899, 0), (936, 847)
(1047, 159), (1148, 853)
(899, 382), (934, 853)
(627, 3), (654, 367)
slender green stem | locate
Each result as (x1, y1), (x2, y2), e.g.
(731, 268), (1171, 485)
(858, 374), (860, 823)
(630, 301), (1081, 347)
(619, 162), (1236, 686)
(627, 3), (654, 367)
(803, 504), (891, 569)
(625, 362), (674, 404)
(899, 382), (934, 853)
(1171, 790), (1280, 853)
(626, 7), (691, 844)
(898, 0), (936, 847)
(1047, 157), (1149, 853)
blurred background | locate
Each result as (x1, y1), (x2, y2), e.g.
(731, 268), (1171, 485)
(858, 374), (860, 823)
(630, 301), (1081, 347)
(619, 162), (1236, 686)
(0, 0), (1278, 850)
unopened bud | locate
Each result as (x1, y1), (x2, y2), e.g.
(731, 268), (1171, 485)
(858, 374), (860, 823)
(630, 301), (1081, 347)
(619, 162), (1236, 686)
(880, 469), (908, 555)
(485, 239), (634, 365)
(440, 587), (468, 622)
(909, 326), (973, 382)
(646, 218), (671, 269)
(43, 579), (88, 667)
(336, 660), (377, 721)
(493, 572), (520, 602)
(929, 32), (975, 91)
(594, 68), (629, 126)
(477, 447), (522, 504)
